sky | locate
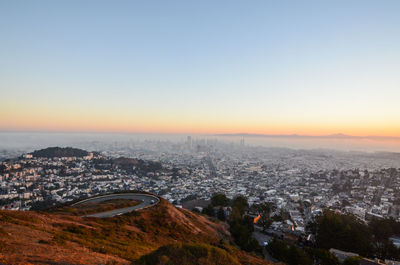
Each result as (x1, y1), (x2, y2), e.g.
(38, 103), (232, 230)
(1, 0), (400, 136)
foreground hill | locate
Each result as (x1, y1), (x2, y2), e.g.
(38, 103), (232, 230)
(0, 197), (273, 265)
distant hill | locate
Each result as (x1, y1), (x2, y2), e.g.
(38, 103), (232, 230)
(30, 147), (89, 158)
(0, 195), (272, 265)
(113, 157), (162, 174)
(113, 157), (140, 167)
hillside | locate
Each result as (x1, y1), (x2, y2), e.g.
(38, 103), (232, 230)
(0, 197), (273, 265)
(30, 147), (89, 158)
(112, 157), (162, 174)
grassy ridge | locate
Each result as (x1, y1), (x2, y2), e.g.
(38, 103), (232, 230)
(0, 198), (273, 265)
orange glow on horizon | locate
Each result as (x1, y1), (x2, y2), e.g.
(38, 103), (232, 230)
(1, 118), (400, 138)
(1, 102), (400, 137)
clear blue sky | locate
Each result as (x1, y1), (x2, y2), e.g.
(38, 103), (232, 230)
(1, 0), (400, 135)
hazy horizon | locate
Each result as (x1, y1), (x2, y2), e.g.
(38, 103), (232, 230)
(2, 131), (400, 153)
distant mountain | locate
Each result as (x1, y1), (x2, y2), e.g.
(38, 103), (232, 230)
(30, 147), (89, 158)
(215, 133), (400, 140)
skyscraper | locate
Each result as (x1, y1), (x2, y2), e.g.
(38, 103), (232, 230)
(187, 136), (192, 149)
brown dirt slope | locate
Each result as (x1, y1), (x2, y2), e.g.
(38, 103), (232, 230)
(0, 198), (274, 265)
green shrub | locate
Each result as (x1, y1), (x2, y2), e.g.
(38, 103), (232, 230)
(52, 232), (69, 245)
(134, 243), (241, 265)
(343, 256), (361, 265)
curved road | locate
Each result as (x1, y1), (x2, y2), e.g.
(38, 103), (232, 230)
(71, 193), (160, 218)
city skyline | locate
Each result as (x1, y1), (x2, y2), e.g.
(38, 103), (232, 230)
(1, 1), (400, 137)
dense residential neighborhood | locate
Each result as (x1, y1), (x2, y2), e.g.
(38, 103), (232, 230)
(2, 140), (400, 225)
(2, 140), (400, 264)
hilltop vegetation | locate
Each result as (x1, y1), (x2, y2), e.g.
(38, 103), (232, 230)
(113, 157), (162, 174)
(30, 147), (89, 158)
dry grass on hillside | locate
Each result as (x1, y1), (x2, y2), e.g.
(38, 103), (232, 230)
(0, 198), (273, 265)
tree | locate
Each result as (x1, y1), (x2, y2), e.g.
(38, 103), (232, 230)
(232, 196), (249, 218)
(342, 256), (361, 265)
(211, 193), (230, 207)
(306, 220), (317, 234)
(369, 217), (394, 242)
(228, 196), (259, 253)
(307, 248), (339, 265)
(287, 245), (312, 265)
(202, 204), (215, 217)
(267, 237), (312, 265)
(217, 207), (226, 221)
(253, 202), (275, 231)
(266, 237), (288, 261)
(368, 217), (400, 259)
(229, 216), (260, 252)
(315, 210), (373, 256)
(0, 164), (6, 173)
(369, 217), (393, 258)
